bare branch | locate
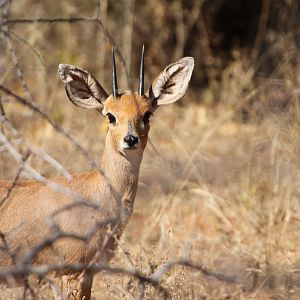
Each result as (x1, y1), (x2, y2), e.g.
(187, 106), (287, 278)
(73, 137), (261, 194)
(0, 150), (31, 208)
(0, 262), (170, 299)
(152, 259), (242, 285)
(0, 16), (133, 91)
(0, 130), (99, 208)
(3, 29), (45, 68)
(1, 117), (72, 180)
(0, 85), (99, 170)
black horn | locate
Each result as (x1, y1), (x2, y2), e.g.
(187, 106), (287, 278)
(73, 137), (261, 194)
(112, 47), (118, 98)
(138, 44), (145, 96)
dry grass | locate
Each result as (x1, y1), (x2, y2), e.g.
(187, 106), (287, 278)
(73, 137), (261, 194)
(2, 97), (300, 299)
(104, 100), (300, 299)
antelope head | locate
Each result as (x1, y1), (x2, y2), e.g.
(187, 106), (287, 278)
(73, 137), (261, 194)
(58, 47), (194, 156)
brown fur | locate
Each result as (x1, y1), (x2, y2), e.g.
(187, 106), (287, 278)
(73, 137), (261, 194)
(0, 94), (152, 298)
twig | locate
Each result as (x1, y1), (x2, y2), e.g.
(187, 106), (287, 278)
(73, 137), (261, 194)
(42, 275), (67, 300)
(0, 88), (128, 218)
(0, 150), (31, 208)
(3, 29), (45, 67)
(0, 2), (34, 102)
(0, 0), (10, 9)
(23, 277), (36, 300)
(0, 130), (99, 208)
(0, 17), (133, 91)
(92, 0), (100, 19)
(0, 17), (105, 26)
(0, 262), (170, 299)
(0, 115), (72, 180)
(74, 222), (121, 291)
(0, 85), (99, 170)
(2, 31), (34, 101)
(0, 89), (123, 215)
(0, 231), (16, 265)
(22, 231), (88, 265)
(152, 259), (241, 285)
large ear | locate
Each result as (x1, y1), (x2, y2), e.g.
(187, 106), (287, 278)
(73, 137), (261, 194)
(147, 57), (194, 106)
(58, 64), (108, 109)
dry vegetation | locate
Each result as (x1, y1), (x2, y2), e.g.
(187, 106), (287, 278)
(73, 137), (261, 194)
(1, 0), (300, 299)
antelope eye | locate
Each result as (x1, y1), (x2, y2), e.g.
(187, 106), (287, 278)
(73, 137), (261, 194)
(106, 113), (116, 125)
(143, 111), (152, 124)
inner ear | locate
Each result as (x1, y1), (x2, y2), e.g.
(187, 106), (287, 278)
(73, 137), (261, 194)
(58, 64), (108, 109)
(147, 57), (194, 107)
(67, 72), (94, 100)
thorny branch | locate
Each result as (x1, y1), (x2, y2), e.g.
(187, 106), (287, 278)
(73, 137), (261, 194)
(0, 254), (258, 300)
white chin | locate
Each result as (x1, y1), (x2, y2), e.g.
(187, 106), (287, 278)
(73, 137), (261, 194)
(120, 143), (140, 153)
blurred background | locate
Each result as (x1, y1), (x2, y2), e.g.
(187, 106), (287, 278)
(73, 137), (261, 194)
(1, 0), (300, 298)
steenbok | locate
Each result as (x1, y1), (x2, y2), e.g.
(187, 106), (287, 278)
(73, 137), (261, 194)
(0, 47), (194, 299)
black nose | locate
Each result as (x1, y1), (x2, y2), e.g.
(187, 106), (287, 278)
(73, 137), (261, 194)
(124, 135), (139, 147)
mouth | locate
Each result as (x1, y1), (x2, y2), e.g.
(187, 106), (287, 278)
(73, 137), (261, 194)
(120, 142), (140, 152)
(122, 145), (139, 150)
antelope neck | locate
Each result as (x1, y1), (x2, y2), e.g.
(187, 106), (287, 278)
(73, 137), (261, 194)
(100, 135), (143, 203)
